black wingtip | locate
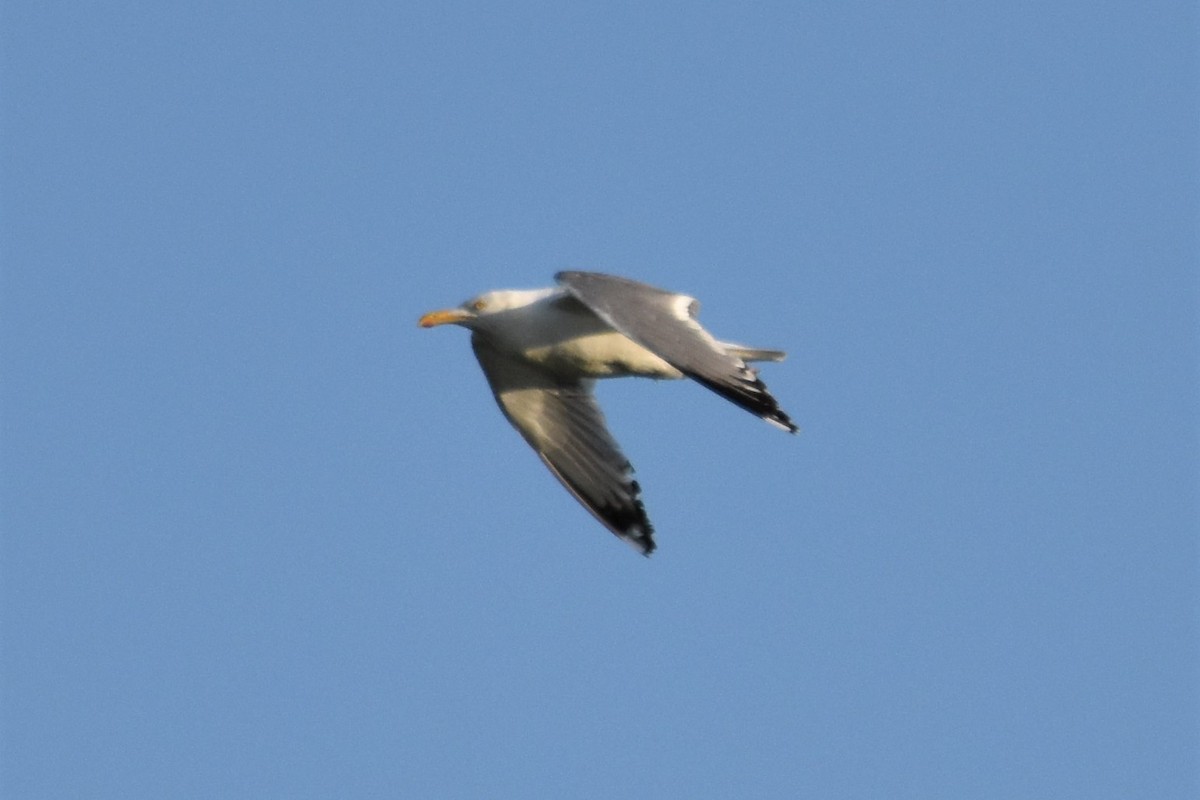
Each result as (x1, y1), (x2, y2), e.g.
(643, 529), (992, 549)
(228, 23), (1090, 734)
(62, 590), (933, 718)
(634, 532), (657, 557)
(771, 409), (800, 434)
(616, 521), (656, 556)
(689, 373), (799, 435)
(573, 473), (656, 556)
(616, 479), (656, 556)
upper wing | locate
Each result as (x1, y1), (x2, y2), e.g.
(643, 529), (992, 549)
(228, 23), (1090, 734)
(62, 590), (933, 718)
(556, 271), (798, 432)
(471, 333), (656, 555)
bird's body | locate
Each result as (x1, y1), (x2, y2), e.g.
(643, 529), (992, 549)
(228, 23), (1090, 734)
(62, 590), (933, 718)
(419, 271), (797, 555)
(465, 288), (682, 380)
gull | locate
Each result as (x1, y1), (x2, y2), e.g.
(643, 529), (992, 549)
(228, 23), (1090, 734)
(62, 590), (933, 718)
(418, 271), (797, 555)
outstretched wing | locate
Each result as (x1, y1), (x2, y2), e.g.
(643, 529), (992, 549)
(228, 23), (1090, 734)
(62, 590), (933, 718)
(471, 333), (656, 555)
(556, 271), (798, 432)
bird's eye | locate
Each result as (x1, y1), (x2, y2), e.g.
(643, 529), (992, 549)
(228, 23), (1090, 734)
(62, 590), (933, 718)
(471, 299), (487, 311)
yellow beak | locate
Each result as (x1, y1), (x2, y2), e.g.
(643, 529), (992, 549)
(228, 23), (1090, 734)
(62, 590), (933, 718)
(418, 308), (474, 328)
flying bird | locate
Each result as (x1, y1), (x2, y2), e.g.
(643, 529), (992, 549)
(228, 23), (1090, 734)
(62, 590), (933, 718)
(418, 271), (797, 555)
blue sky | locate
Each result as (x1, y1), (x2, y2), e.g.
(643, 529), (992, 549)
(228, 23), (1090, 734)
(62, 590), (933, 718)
(2, 2), (1197, 797)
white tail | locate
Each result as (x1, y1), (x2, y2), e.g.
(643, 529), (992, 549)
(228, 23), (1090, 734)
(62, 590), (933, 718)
(721, 342), (787, 362)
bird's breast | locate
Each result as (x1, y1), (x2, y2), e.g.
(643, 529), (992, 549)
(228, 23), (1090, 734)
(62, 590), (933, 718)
(524, 331), (682, 380)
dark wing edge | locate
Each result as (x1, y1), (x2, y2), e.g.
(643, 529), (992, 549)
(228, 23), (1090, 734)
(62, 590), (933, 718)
(471, 333), (656, 556)
(556, 271), (798, 433)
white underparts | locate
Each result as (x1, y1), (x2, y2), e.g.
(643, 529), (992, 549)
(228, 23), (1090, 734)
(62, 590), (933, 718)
(524, 331), (684, 380)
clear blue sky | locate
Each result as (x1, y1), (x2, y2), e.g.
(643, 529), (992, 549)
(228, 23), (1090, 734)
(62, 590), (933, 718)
(3, 2), (1197, 797)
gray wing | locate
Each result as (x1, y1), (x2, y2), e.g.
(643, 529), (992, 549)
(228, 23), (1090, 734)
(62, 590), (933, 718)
(471, 333), (655, 556)
(556, 271), (798, 432)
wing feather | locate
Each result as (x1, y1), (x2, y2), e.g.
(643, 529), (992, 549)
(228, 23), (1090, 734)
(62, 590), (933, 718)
(471, 333), (656, 555)
(556, 271), (798, 432)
